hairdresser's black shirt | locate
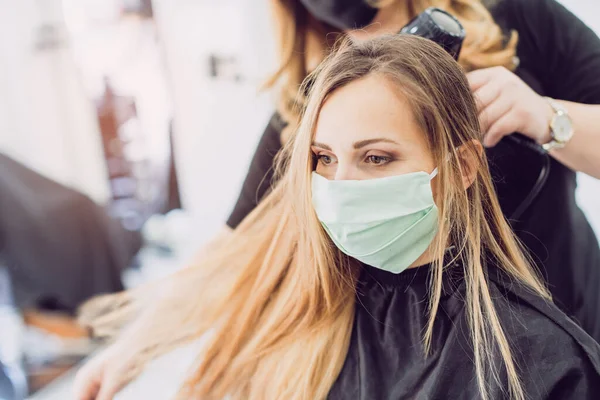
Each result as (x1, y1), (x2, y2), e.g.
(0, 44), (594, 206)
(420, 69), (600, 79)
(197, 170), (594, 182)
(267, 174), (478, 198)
(326, 261), (600, 399)
(226, 0), (600, 341)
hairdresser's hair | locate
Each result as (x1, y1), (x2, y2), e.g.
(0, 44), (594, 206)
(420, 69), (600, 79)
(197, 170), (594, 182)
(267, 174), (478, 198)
(80, 35), (548, 400)
(266, 0), (517, 140)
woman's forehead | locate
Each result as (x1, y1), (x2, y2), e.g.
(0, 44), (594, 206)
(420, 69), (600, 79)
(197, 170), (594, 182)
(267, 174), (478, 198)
(313, 75), (423, 146)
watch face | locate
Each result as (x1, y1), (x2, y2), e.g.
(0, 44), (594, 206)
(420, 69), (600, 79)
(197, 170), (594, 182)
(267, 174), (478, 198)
(552, 114), (574, 142)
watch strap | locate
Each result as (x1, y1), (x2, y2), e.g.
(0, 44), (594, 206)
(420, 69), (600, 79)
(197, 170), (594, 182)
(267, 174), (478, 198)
(541, 97), (571, 151)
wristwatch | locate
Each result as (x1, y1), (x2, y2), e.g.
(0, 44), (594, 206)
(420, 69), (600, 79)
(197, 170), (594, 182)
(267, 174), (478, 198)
(542, 97), (574, 151)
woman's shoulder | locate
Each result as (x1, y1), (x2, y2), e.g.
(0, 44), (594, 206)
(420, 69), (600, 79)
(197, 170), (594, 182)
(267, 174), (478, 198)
(488, 270), (600, 397)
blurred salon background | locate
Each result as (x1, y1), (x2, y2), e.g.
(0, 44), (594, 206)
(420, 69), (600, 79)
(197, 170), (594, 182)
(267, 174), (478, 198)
(0, 0), (597, 398)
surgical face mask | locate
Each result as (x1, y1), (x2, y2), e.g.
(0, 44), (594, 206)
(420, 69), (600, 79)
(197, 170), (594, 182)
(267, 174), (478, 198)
(300, 0), (377, 31)
(311, 169), (439, 274)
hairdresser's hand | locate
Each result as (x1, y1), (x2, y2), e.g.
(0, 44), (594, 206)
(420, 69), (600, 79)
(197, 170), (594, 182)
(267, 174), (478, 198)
(73, 342), (137, 400)
(467, 66), (553, 147)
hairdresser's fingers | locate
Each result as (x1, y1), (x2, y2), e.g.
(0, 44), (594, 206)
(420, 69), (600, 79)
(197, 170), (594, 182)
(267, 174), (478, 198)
(478, 90), (514, 133)
(470, 67), (554, 143)
(484, 110), (519, 147)
(467, 66), (506, 91)
(473, 81), (502, 112)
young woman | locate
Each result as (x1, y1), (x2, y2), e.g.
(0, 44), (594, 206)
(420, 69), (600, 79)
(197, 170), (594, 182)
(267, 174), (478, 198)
(75, 35), (600, 400)
(228, 0), (600, 343)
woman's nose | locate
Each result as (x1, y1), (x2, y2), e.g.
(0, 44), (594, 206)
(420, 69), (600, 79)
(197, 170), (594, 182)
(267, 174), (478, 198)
(333, 163), (359, 181)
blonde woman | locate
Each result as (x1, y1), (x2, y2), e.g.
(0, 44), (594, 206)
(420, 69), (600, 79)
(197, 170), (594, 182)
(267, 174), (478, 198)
(227, 0), (600, 344)
(75, 35), (600, 400)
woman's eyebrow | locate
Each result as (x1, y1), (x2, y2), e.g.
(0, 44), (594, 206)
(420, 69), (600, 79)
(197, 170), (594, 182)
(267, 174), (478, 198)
(312, 138), (400, 150)
(311, 142), (332, 150)
(353, 138), (399, 149)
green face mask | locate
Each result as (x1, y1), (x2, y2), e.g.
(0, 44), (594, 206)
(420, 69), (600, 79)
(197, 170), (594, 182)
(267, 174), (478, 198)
(311, 169), (439, 274)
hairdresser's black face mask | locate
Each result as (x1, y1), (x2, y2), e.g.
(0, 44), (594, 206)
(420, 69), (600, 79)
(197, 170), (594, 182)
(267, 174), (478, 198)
(300, 0), (378, 30)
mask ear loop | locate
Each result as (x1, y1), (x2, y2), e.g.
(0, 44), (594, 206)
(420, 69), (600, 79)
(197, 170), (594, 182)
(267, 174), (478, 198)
(429, 168), (438, 180)
(429, 151), (455, 180)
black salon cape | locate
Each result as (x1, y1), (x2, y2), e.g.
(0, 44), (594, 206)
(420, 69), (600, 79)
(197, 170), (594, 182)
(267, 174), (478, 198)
(226, 0), (600, 342)
(325, 262), (600, 400)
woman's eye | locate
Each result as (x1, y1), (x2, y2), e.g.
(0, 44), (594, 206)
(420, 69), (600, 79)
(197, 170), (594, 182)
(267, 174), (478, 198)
(366, 155), (391, 165)
(318, 155), (333, 165)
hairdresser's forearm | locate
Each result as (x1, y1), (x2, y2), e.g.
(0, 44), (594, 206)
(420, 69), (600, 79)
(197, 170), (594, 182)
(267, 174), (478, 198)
(468, 67), (600, 178)
(549, 102), (600, 179)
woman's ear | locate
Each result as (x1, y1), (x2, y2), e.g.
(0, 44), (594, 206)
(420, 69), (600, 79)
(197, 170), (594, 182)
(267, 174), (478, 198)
(457, 139), (483, 190)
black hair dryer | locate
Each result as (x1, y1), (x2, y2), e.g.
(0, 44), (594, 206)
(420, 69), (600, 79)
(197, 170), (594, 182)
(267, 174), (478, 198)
(400, 7), (465, 60)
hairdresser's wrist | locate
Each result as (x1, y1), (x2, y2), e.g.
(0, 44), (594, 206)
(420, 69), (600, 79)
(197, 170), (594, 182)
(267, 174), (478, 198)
(534, 96), (555, 146)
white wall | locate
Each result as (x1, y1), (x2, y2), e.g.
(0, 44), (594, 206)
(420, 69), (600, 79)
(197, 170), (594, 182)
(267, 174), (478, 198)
(559, 0), (600, 27)
(152, 0), (275, 245)
(0, 0), (274, 246)
(0, 0), (109, 203)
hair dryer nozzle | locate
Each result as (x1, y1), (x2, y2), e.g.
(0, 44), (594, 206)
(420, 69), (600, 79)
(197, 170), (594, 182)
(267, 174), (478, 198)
(400, 8), (465, 60)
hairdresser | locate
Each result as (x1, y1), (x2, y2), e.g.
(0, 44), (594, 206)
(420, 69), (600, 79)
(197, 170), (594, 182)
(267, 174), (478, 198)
(222, 0), (600, 340)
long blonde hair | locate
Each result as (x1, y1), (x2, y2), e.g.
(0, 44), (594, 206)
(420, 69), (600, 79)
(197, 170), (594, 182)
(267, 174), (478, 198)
(81, 35), (548, 400)
(267, 0), (517, 139)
